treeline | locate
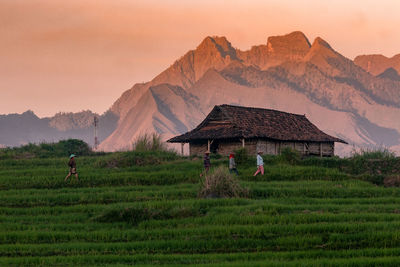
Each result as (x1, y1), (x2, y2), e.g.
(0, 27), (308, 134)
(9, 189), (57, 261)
(0, 139), (93, 159)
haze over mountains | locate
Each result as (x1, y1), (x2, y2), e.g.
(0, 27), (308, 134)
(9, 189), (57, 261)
(2, 31), (400, 156)
(0, 110), (118, 148)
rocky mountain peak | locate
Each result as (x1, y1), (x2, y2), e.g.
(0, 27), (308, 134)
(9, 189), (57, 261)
(312, 37), (332, 49)
(303, 36), (339, 65)
(266, 31), (311, 56)
(196, 36), (237, 59)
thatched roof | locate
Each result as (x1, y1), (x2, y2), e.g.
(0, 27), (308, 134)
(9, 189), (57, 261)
(168, 104), (347, 144)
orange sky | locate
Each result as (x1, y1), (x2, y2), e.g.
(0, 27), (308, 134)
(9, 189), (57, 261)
(1, 0), (400, 117)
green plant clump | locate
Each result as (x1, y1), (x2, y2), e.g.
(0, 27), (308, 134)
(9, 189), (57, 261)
(198, 166), (248, 198)
(133, 133), (168, 152)
(279, 147), (301, 165)
(234, 147), (249, 164)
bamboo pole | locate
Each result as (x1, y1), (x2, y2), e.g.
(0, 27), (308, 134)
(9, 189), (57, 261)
(320, 143), (323, 157)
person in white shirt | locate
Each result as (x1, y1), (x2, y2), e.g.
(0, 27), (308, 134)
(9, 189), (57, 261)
(253, 151), (264, 176)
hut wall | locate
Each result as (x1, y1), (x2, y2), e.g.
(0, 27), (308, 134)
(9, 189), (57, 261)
(321, 142), (334, 156)
(256, 140), (277, 155)
(216, 140), (257, 156)
(217, 141), (241, 156)
(306, 142), (334, 157)
(308, 142), (320, 155)
(190, 140), (335, 157)
(189, 143), (208, 156)
(280, 142), (295, 152)
(189, 140), (253, 156)
(295, 142), (305, 154)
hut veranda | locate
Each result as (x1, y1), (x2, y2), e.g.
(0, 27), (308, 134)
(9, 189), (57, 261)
(168, 104), (347, 157)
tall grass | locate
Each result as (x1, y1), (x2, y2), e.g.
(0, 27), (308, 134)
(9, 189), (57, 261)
(133, 133), (168, 152)
(198, 166), (248, 198)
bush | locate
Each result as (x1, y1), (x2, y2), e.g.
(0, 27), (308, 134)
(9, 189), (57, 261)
(383, 175), (400, 187)
(198, 166), (248, 198)
(56, 139), (92, 157)
(350, 147), (396, 160)
(347, 147), (398, 175)
(133, 133), (168, 152)
(234, 147), (249, 164)
(279, 147), (301, 165)
(0, 139), (92, 159)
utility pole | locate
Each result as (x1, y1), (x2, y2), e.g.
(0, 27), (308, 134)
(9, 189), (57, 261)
(93, 116), (99, 150)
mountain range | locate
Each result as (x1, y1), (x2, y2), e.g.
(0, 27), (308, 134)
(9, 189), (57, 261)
(2, 31), (400, 156)
(0, 110), (118, 148)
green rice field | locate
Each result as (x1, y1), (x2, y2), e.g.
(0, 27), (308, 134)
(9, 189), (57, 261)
(1, 152), (400, 266)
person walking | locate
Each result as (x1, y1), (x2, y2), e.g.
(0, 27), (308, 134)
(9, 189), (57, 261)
(229, 153), (239, 175)
(253, 151), (264, 176)
(200, 151), (211, 177)
(65, 154), (79, 181)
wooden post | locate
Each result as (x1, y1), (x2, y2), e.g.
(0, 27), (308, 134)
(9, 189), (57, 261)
(319, 143), (323, 157)
(242, 138), (245, 148)
(207, 140), (210, 151)
(181, 143), (184, 155)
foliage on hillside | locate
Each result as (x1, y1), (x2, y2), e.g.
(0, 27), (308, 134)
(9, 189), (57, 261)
(0, 139), (93, 159)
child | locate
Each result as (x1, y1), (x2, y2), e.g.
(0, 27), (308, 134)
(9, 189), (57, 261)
(65, 154), (79, 181)
(253, 151), (264, 176)
(229, 153), (239, 175)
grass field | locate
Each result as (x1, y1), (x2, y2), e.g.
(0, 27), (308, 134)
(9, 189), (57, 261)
(1, 151), (400, 266)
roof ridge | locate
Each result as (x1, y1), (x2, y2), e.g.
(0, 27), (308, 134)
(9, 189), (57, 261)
(218, 104), (306, 117)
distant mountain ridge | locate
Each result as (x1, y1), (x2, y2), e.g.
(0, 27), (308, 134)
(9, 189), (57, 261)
(100, 31), (400, 156)
(0, 110), (118, 147)
(354, 54), (400, 76)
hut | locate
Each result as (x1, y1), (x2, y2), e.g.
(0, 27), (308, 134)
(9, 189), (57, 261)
(167, 104), (347, 157)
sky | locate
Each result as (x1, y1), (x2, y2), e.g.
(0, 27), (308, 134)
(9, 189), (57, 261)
(1, 0), (400, 117)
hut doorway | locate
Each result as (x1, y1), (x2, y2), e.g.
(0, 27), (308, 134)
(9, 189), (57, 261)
(210, 141), (219, 154)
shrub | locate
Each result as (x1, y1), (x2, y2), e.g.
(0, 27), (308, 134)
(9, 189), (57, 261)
(133, 133), (168, 152)
(347, 147), (398, 175)
(279, 147), (301, 165)
(350, 147), (396, 160)
(56, 139), (92, 157)
(198, 166), (248, 198)
(383, 175), (400, 187)
(0, 139), (92, 159)
(234, 147), (249, 164)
